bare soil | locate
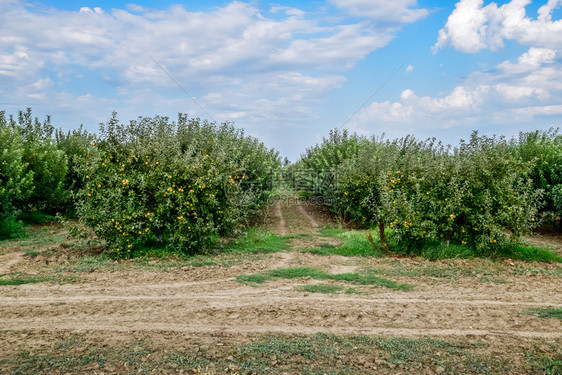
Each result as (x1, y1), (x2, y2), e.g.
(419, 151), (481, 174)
(0, 201), (561, 374)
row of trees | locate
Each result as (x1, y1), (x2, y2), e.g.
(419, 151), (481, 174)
(0, 109), (280, 257)
(292, 128), (561, 255)
(2, 108), (559, 257)
(1, 109), (72, 237)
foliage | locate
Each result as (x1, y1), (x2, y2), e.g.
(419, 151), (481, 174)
(11, 108), (68, 215)
(55, 125), (96, 215)
(75, 113), (280, 257)
(296, 129), (544, 256)
(0, 108), (72, 238)
(514, 128), (562, 229)
(0, 111), (34, 238)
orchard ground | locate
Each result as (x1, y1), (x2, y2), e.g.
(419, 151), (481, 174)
(0, 199), (561, 374)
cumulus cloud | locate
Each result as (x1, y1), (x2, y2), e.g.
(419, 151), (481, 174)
(351, 46), (562, 132)
(0, 0), (399, 135)
(517, 46), (557, 66)
(329, 0), (429, 24)
(433, 0), (562, 53)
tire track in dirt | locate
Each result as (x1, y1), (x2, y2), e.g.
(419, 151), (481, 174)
(1, 322), (559, 340)
(0, 252), (23, 274)
(297, 203), (319, 228)
(1, 292), (560, 341)
(1, 293), (561, 308)
(273, 202), (287, 236)
(2, 272), (560, 342)
(271, 251), (294, 269)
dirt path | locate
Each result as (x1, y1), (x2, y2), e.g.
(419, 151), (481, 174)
(273, 202), (287, 236)
(0, 199), (561, 362)
(0, 252), (23, 274)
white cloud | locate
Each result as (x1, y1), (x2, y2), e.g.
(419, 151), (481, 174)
(272, 23), (390, 69)
(350, 47), (562, 132)
(0, 0), (406, 156)
(419, 85), (490, 112)
(329, 0), (429, 24)
(494, 83), (548, 102)
(434, 0), (562, 53)
(0, 49), (38, 77)
(406, 64), (414, 72)
(512, 104), (562, 117)
(517, 46), (557, 66)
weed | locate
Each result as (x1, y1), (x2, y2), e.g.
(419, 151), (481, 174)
(344, 287), (367, 295)
(24, 249), (41, 258)
(418, 243), (476, 261)
(0, 274), (49, 286)
(2, 334), (560, 374)
(236, 274), (272, 284)
(220, 228), (291, 254)
(58, 255), (119, 273)
(513, 266), (562, 277)
(524, 307), (562, 320)
(525, 345), (562, 374)
(267, 266), (328, 279)
(305, 228), (382, 257)
(18, 212), (57, 225)
(237, 266), (412, 291)
(478, 276), (508, 283)
(296, 284), (367, 295)
(502, 244), (562, 262)
(296, 284), (345, 294)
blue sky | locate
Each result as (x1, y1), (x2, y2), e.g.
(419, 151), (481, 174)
(1, 0), (561, 160)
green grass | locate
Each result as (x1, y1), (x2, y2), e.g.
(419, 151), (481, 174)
(296, 284), (367, 295)
(220, 228), (291, 254)
(411, 241), (562, 262)
(2, 334), (560, 374)
(23, 249), (41, 258)
(502, 244), (562, 262)
(314, 228), (557, 263)
(236, 274), (272, 284)
(296, 283), (346, 294)
(328, 225), (562, 262)
(17, 212), (57, 225)
(525, 307), (562, 320)
(237, 266), (412, 291)
(513, 266), (562, 277)
(304, 228), (382, 257)
(418, 244), (476, 261)
(0, 274), (50, 286)
(525, 346), (562, 375)
(0, 227), (65, 250)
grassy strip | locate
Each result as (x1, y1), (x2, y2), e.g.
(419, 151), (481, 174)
(2, 334), (560, 374)
(220, 228), (291, 254)
(0, 274), (50, 286)
(501, 244), (562, 263)
(396, 241), (561, 262)
(313, 227), (561, 262)
(296, 284), (367, 295)
(296, 284), (345, 294)
(524, 307), (562, 320)
(237, 266), (412, 291)
(305, 228), (382, 257)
